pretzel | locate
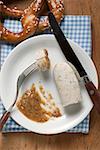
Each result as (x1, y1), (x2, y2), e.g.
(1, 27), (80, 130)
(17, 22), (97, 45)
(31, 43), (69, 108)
(0, 1), (23, 18)
(0, 0), (45, 43)
(0, 0), (64, 43)
(38, 0), (64, 31)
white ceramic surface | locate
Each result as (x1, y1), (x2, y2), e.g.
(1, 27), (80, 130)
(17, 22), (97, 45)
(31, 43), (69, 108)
(0, 34), (98, 134)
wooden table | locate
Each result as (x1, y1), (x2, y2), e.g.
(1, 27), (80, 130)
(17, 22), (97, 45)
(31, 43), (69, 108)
(0, 0), (100, 150)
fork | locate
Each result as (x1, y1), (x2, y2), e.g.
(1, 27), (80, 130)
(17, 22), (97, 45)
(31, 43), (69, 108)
(0, 58), (43, 131)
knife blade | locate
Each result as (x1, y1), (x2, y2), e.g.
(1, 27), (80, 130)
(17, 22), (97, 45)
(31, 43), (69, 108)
(46, 0), (100, 114)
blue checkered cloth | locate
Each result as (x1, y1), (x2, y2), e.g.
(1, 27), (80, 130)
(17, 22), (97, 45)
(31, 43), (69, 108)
(0, 16), (91, 133)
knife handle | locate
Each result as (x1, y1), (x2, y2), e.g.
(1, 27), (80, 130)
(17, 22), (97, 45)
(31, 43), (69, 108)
(85, 81), (100, 114)
(0, 111), (11, 131)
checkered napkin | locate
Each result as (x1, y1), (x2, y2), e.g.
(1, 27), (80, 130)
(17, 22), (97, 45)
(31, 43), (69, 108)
(0, 16), (91, 133)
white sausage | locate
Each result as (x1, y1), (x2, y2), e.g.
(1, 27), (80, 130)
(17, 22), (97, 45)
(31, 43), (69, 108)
(54, 62), (81, 107)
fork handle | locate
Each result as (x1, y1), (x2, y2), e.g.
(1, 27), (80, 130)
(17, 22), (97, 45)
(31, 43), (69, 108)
(0, 111), (11, 131)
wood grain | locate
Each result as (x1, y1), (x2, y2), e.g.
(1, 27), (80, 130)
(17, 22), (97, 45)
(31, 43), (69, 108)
(0, 0), (100, 150)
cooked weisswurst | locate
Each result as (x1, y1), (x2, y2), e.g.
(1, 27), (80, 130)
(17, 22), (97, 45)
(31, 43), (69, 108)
(54, 62), (81, 107)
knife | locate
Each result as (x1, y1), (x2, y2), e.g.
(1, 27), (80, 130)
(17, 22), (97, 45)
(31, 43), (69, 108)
(45, 0), (100, 114)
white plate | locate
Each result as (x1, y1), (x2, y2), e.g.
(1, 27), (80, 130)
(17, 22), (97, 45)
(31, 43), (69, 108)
(0, 34), (98, 134)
